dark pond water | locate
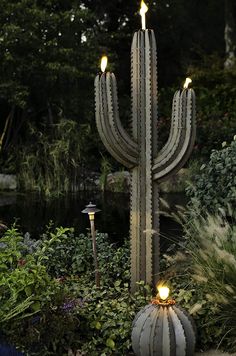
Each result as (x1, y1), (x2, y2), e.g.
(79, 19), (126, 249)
(0, 191), (188, 250)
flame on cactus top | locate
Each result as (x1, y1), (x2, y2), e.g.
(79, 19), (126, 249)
(101, 56), (108, 73)
(183, 77), (192, 89)
(140, 1), (148, 30)
(157, 285), (170, 300)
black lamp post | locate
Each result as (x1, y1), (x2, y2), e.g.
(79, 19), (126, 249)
(82, 202), (101, 287)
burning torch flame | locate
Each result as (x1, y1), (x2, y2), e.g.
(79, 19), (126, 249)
(140, 1), (148, 30)
(183, 77), (192, 89)
(100, 56), (108, 73)
(157, 285), (170, 300)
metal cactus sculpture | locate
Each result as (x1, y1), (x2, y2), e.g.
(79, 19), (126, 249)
(95, 3), (196, 291)
(131, 298), (196, 355)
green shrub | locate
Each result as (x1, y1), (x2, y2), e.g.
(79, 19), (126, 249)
(1, 225), (147, 355)
(36, 226), (130, 284)
(186, 138), (236, 212)
(0, 227), (58, 325)
(163, 206), (236, 351)
(69, 281), (151, 355)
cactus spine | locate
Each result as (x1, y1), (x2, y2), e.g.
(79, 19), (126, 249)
(95, 29), (196, 291)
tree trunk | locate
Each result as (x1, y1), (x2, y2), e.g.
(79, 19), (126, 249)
(224, 0), (236, 69)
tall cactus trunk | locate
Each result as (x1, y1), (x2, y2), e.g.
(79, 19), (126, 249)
(130, 30), (159, 290)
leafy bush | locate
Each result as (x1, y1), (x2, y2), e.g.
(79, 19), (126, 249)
(186, 138), (236, 213)
(0, 227), (58, 325)
(0, 225), (148, 355)
(163, 206), (236, 351)
(68, 281), (151, 355)
(35, 226), (130, 284)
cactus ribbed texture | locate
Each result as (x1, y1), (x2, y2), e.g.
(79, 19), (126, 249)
(131, 303), (196, 356)
(95, 29), (196, 291)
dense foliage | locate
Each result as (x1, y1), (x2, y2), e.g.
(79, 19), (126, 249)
(0, 227), (58, 324)
(189, 57), (236, 159)
(163, 206), (236, 351)
(186, 138), (236, 212)
(0, 226), (151, 355)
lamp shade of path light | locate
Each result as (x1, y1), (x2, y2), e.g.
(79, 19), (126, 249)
(131, 286), (196, 356)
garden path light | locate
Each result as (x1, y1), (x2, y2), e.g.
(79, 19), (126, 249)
(82, 202), (101, 287)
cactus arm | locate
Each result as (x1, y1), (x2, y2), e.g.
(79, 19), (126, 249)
(100, 73), (138, 167)
(131, 31), (139, 140)
(157, 90), (182, 158)
(95, 74), (138, 168)
(106, 73), (138, 157)
(95, 75), (124, 164)
(152, 89), (196, 181)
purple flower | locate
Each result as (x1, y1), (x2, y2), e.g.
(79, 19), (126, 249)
(61, 298), (84, 313)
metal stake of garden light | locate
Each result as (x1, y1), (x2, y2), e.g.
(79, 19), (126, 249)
(82, 202), (101, 288)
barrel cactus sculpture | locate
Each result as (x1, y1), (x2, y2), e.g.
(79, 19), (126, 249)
(95, 27), (196, 291)
(131, 299), (196, 356)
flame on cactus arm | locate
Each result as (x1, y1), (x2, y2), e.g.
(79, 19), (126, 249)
(101, 56), (108, 72)
(157, 285), (170, 300)
(140, 1), (148, 30)
(183, 77), (192, 89)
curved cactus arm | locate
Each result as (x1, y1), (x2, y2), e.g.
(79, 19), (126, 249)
(152, 89), (196, 181)
(95, 74), (138, 168)
(95, 75), (122, 164)
(157, 90), (182, 158)
(106, 72), (139, 157)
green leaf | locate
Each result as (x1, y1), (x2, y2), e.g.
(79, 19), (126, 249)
(31, 301), (41, 312)
(106, 338), (115, 349)
(24, 286), (32, 297)
(95, 321), (101, 330)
